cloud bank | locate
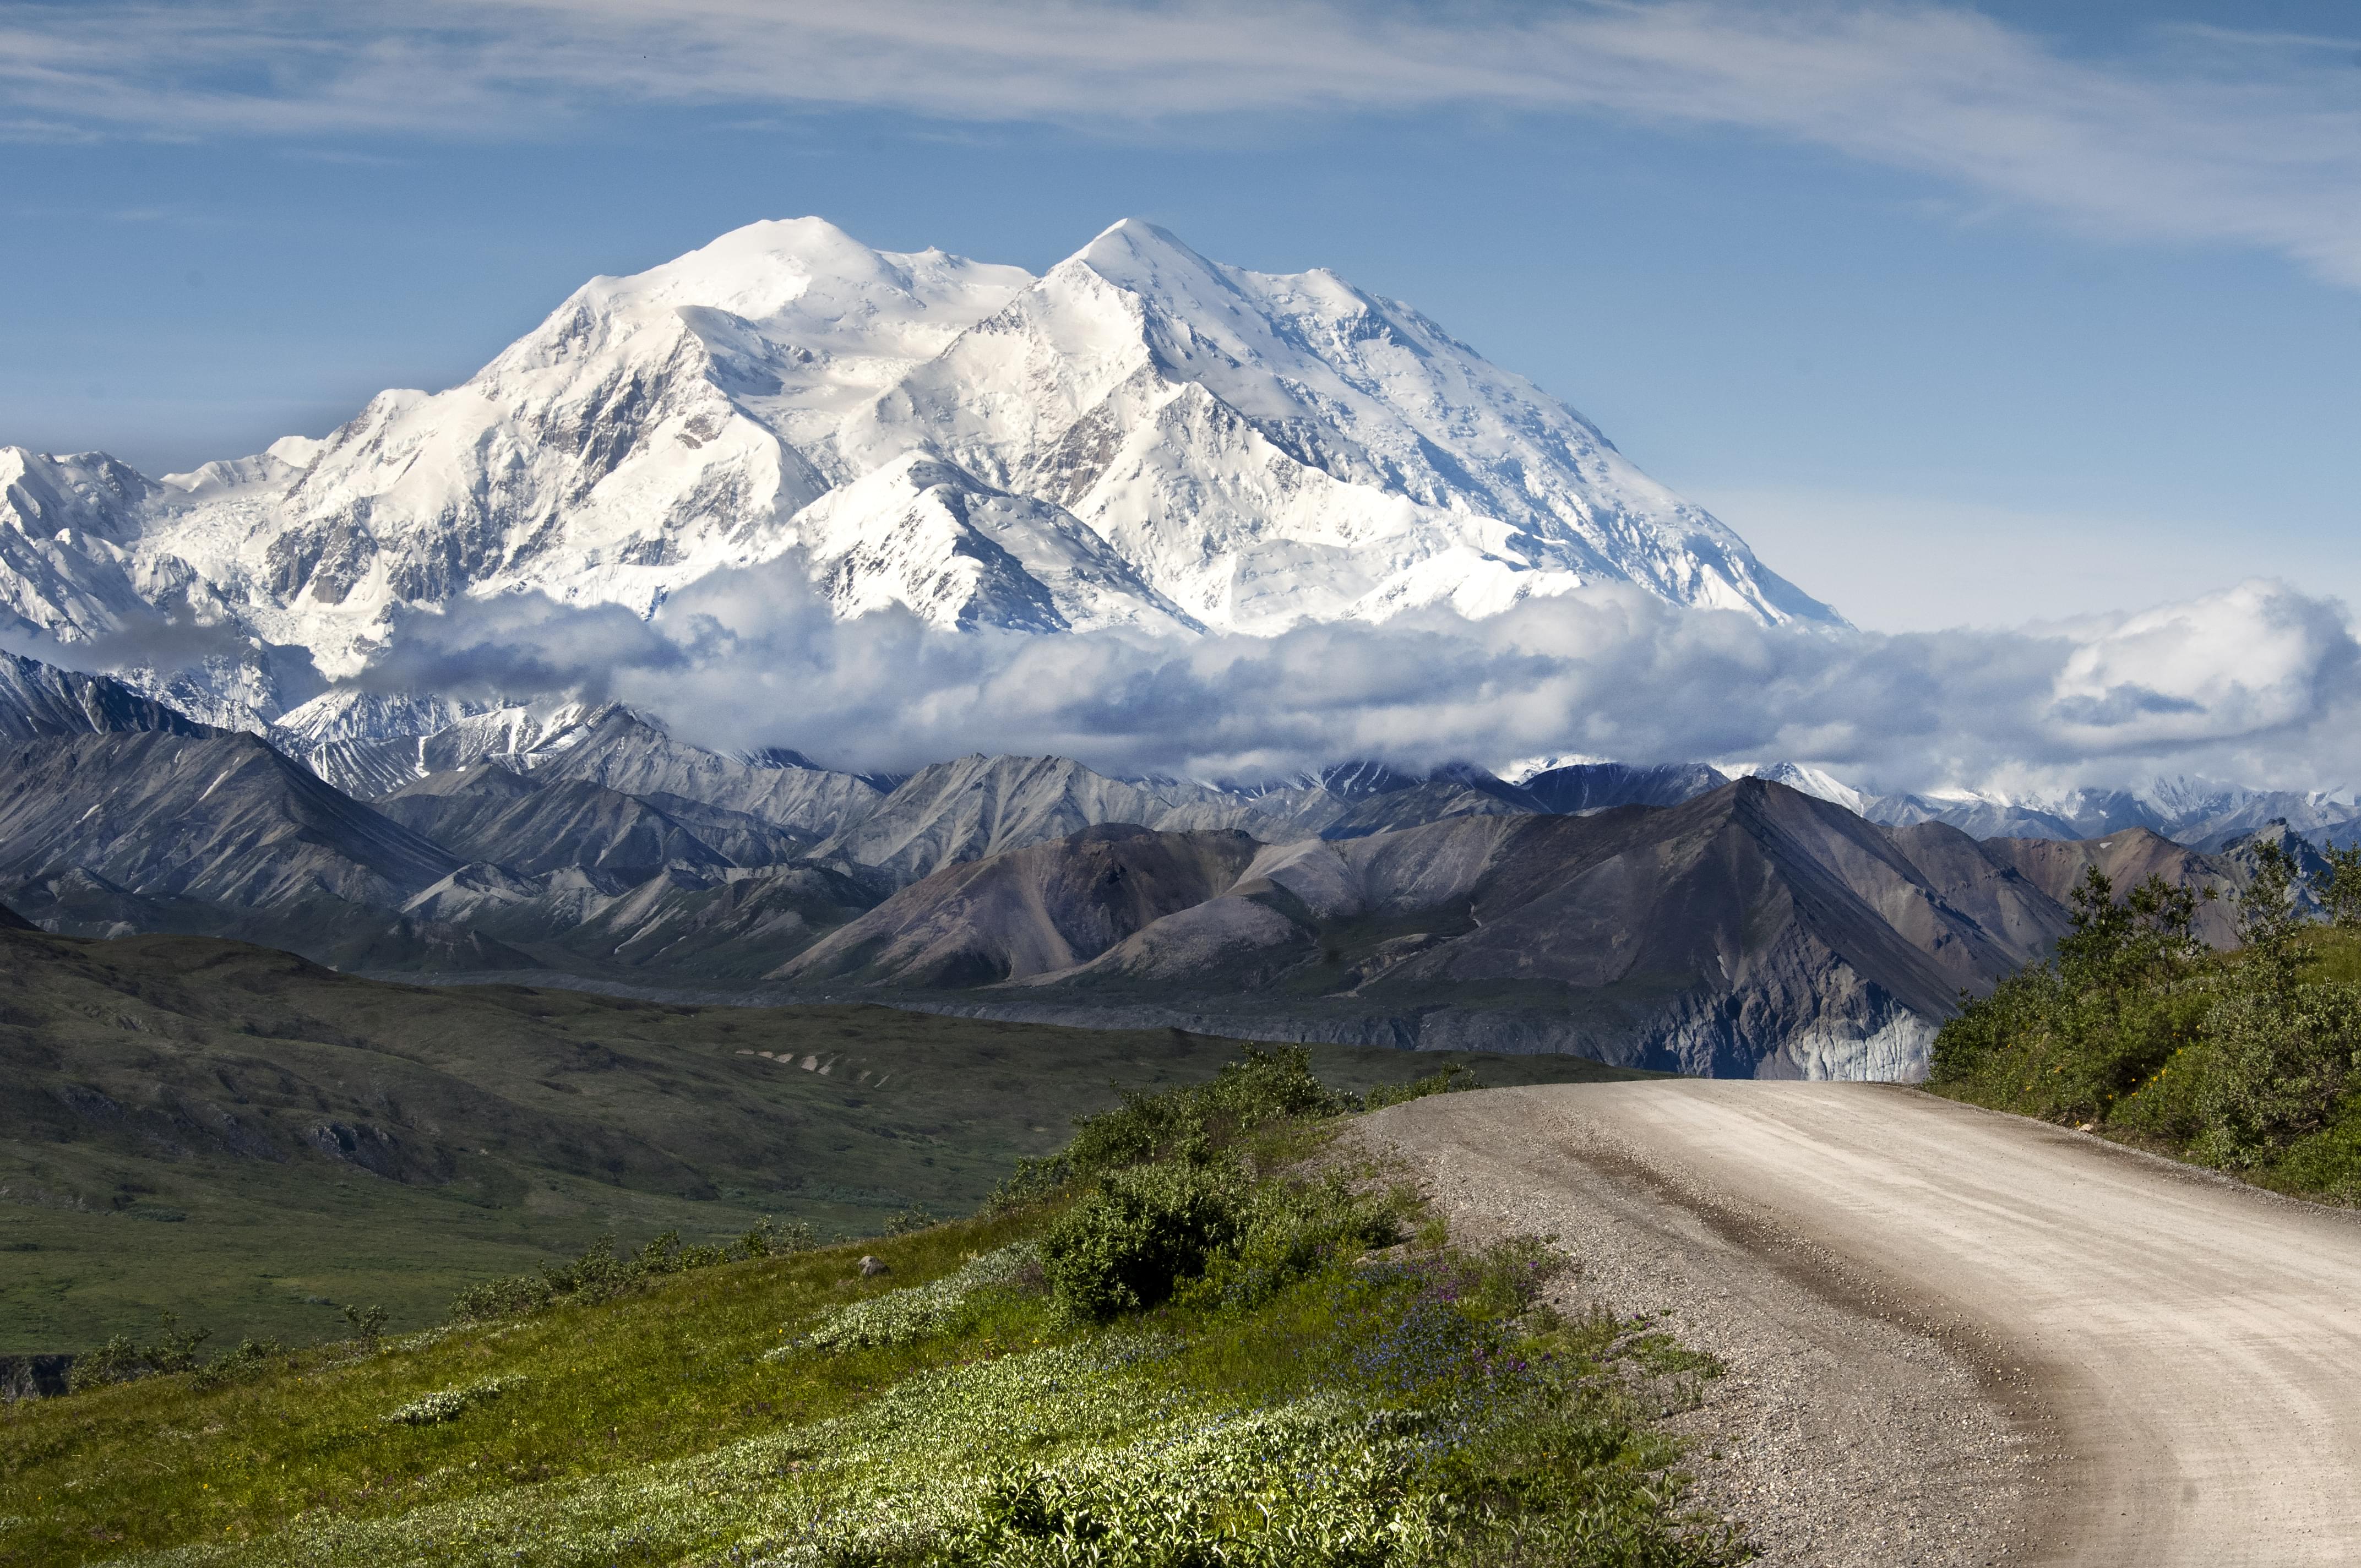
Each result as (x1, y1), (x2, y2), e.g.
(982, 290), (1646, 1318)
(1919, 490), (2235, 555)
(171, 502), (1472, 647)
(4, 2), (2359, 287)
(337, 562), (2361, 794)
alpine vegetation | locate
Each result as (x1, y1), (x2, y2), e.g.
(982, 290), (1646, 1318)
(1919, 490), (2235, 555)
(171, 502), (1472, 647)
(382, 1378), (525, 1428)
(0, 1047), (1743, 1566)
(1930, 843), (2361, 1197)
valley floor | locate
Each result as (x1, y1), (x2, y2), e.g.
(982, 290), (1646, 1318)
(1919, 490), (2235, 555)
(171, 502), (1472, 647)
(1359, 1081), (2361, 1566)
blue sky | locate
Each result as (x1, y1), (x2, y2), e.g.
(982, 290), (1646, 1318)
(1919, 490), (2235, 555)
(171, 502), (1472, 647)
(2, 0), (2355, 633)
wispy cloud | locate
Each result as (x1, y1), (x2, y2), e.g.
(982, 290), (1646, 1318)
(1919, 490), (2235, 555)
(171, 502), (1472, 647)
(4, 2), (2358, 285)
(328, 565), (2361, 794)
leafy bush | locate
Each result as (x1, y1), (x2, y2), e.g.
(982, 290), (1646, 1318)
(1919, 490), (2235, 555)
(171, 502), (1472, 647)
(188, 1337), (287, 1392)
(66, 1313), (210, 1392)
(1063, 1044), (1346, 1179)
(1185, 1171), (1405, 1313)
(1363, 1059), (1485, 1111)
(883, 1205), (939, 1237)
(2192, 984), (2361, 1167)
(448, 1218), (813, 1322)
(2318, 842), (2361, 928)
(1040, 1161), (1253, 1321)
(1933, 858), (2361, 1191)
(988, 1045), (1477, 1218)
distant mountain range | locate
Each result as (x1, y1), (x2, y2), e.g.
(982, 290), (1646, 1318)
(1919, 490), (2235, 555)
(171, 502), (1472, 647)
(1, 645), (2311, 1081)
(0, 216), (1837, 732)
(1690, 759), (2361, 856)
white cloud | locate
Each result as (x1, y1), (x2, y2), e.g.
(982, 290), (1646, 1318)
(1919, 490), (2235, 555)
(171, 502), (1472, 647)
(339, 563), (2361, 794)
(4, 2), (2358, 285)
(1684, 485), (2361, 635)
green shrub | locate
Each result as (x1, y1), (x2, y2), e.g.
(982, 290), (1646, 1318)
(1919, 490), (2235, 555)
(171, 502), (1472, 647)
(65, 1313), (210, 1392)
(1064, 1045), (1346, 1178)
(1933, 858), (2361, 1193)
(448, 1221), (809, 1323)
(982, 1152), (1073, 1216)
(986, 1046), (1349, 1219)
(1187, 1172), (1404, 1313)
(2315, 843), (2361, 928)
(1364, 1059), (1485, 1112)
(2192, 984), (2361, 1168)
(739, 1215), (816, 1256)
(188, 1337), (287, 1391)
(1040, 1162), (1252, 1321)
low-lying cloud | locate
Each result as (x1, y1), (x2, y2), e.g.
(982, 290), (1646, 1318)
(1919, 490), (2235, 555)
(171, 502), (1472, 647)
(349, 560), (2361, 794)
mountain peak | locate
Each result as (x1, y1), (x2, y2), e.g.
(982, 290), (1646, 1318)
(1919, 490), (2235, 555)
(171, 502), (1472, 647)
(565, 216), (1033, 342)
(0, 215), (1842, 728)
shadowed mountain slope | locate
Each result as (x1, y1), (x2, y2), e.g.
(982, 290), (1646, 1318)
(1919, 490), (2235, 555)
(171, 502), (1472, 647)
(0, 731), (542, 967)
(1520, 761), (1727, 814)
(0, 732), (456, 912)
(521, 709), (886, 837)
(0, 650), (216, 741)
(378, 763), (738, 883)
(809, 756), (1245, 884)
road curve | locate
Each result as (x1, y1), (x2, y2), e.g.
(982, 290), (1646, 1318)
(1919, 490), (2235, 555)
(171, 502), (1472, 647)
(1366, 1082), (2361, 1566)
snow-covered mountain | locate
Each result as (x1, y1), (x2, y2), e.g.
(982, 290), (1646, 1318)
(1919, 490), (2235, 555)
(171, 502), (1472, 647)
(1716, 760), (2361, 851)
(0, 216), (1838, 730)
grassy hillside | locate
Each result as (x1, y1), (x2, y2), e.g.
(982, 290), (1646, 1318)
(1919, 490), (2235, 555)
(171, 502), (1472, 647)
(0, 927), (1647, 1352)
(1928, 852), (2361, 1201)
(0, 1052), (1739, 1568)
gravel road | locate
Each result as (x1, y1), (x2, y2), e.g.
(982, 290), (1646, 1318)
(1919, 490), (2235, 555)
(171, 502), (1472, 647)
(1358, 1081), (2361, 1567)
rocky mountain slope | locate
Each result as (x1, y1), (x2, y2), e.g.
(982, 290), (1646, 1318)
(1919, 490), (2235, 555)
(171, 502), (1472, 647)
(0, 216), (1837, 730)
(1979, 826), (2243, 946)
(785, 778), (2154, 1079)
(0, 648), (2282, 1077)
(0, 650), (215, 741)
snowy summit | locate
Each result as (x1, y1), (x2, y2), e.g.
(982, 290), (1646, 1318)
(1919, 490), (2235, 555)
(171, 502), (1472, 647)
(0, 217), (1838, 727)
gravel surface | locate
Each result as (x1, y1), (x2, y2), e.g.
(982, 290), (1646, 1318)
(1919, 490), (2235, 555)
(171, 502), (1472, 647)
(1362, 1080), (2361, 1566)
(1357, 1085), (2047, 1567)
